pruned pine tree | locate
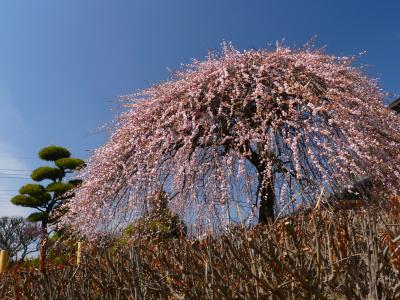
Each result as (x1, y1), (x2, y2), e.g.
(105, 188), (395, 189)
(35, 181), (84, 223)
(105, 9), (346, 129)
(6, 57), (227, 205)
(10, 145), (84, 271)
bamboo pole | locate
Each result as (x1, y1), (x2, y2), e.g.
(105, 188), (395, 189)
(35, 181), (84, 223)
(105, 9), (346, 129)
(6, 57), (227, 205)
(0, 250), (8, 274)
(76, 242), (82, 265)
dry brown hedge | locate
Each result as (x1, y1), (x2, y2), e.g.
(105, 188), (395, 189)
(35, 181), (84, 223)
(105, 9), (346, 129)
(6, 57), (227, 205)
(1, 205), (399, 299)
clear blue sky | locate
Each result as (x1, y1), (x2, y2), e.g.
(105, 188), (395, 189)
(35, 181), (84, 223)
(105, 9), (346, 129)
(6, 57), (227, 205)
(0, 0), (399, 216)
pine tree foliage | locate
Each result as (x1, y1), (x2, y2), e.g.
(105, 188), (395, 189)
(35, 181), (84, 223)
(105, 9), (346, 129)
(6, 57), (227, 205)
(11, 145), (84, 227)
(10, 145), (84, 269)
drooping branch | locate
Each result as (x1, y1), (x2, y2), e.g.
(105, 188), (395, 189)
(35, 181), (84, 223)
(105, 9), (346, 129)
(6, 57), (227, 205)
(61, 44), (400, 239)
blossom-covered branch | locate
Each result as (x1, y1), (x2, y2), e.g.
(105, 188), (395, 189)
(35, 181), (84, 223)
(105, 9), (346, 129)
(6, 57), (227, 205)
(61, 43), (400, 239)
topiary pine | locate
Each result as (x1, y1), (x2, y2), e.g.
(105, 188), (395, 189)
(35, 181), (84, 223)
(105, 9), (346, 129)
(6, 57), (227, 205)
(11, 145), (85, 229)
(39, 145), (71, 161)
(10, 145), (85, 271)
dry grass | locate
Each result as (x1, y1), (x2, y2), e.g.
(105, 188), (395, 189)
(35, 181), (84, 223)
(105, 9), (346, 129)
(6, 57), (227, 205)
(1, 205), (399, 299)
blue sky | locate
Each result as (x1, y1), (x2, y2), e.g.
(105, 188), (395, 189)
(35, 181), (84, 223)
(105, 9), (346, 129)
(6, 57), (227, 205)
(0, 0), (399, 216)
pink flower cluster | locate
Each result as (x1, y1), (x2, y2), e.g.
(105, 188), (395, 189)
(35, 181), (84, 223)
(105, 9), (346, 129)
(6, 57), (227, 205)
(61, 44), (400, 239)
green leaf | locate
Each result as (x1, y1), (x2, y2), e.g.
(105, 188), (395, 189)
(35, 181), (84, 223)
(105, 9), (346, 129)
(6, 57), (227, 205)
(39, 146), (71, 161)
(46, 182), (74, 195)
(19, 184), (45, 197)
(37, 192), (52, 203)
(27, 212), (48, 223)
(55, 158), (85, 170)
(31, 167), (62, 181)
(11, 195), (30, 206)
(51, 231), (63, 240)
(11, 195), (47, 208)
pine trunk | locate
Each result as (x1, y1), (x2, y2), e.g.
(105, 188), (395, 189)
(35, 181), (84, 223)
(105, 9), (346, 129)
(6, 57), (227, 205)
(39, 221), (47, 273)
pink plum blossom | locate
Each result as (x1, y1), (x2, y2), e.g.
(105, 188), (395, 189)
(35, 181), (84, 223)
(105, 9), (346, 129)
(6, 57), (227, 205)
(61, 43), (400, 239)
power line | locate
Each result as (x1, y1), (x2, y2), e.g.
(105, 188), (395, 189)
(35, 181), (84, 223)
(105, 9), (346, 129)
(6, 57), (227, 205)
(0, 171), (31, 174)
(0, 156), (37, 160)
(0, 168), (34, 172)
(0, 177), (31, 180)
(0, 173), (30, 176)
(0, 172), (30, 176)
(0, 170), (32, 173)
(0, 175), (31, 177)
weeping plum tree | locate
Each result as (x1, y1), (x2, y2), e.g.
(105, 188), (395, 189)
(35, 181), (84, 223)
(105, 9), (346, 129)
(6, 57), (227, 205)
(62, 44), (400, 238)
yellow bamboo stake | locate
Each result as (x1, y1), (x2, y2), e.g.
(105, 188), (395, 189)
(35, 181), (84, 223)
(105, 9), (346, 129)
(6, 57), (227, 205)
(76, 242), (82, 265)
(0, 250), (9, 274)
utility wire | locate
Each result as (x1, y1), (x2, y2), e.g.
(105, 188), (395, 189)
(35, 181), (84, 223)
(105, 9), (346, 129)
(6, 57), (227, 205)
(0, 173), (31, 176)
(0, 173), (30, 176)
(0, 168), (34, 172)
(0, 177), (31, 180)
(0, 156), (37, 160)
(0, 175), (31, 177)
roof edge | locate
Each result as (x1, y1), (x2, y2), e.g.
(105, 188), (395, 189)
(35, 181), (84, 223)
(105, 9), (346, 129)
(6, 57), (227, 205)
(389, 97), (400, 110)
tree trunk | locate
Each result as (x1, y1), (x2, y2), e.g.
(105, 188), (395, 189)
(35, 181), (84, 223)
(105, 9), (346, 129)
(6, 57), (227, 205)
(240, 143), (276, 224)
(258, 171), (275, 224)
(39, 221), (47, 273)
